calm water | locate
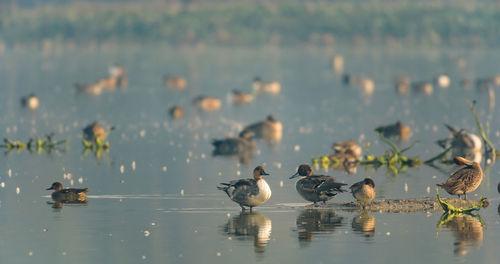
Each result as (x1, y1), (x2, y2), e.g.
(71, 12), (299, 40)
(0, 45), (500, 263)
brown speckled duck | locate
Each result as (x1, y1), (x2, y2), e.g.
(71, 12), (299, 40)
(350, 178), (376, 207)
(437, 156), (483, 200)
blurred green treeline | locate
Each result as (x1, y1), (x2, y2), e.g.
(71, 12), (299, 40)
(1, 1), (500, 47)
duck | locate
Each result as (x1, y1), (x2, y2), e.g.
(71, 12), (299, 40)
(83, 121), (108, 142)
(395, 75), (411, 95)
(253, 77), (281, 95)
(169, 105), (184, 119)
(164, 75), (187, 90)
(332, 139), (362, 159)
(212, 130), (255, 156)
(289, 164), (347, 204)
(239, 115), (283, 142)
(411, 81), (433, 95)
(328, 149), (359, 174)
(375, 121), (411, 141)
(108, 65), (127, 88)
(20, 93), (40, 110)
(75, 82), (103, 95)
(46, 182), (88, 203)
(342, 74), (375, 95)
(350, 178), (376, 207)
(193, 95), (221, 112)
(437, 156), (483, 200)
(217, 166), (271, 211)
(231, 90), (254, 105)
(436, 124), (482, 152)
(331, 55), (344, 74)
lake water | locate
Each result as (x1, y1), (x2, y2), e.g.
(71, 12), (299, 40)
(0, 44), (500, 263)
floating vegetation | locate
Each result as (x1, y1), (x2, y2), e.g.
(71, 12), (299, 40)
(312, 133), (422, 174)
(82, 137), (110, 151)
(436, 187), (487, 214)
(1, 134), (67, 153)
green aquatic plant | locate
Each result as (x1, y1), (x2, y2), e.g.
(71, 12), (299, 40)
(436, 187), (487, 214)
(82, 137), (110, 151)
(1, 135), (66, 153)
(359, 133), (422, 173)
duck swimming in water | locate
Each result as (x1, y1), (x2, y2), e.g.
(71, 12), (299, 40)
(437, 156), (483, 200)
(46, 182), (88, 203)
(218, 166), (271, 211)
(290, 164), (347, 204)
(239, 115), (283, 142)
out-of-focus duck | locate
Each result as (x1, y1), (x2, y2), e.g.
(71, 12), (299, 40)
(412, 81), (433, 95)
(375, 121), (411, 141)
(239, 115), (283, 142)
(436, 124), (482, 152)
(83, 121), (109, 142)
(212, 130), (255, 156)
(253, 77), (281, 95)
(218, 166), (271, 211)
(193, 95), (221, 112)
(164, 75), (187, 90)
(437, 156), (483, 200)
(169, 105), (184, 119)
(332, 139), (362, 159)
(21, 93), (40, 110)
(231, 90), (254, 105)
(290, 164), (347, 204)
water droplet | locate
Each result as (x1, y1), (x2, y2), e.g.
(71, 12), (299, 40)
(132, 161), (136, 171)
(236, 170), (240, 176)
(218, 172), (222, 176)
(142, 256), (147, 260)
(280, 181), (284, 187)
(139, 129), (146, 138)
(8, 169), (12, 177)
(294, 145), (301, 152)
(216, 252), (221, 257)
(144, 230), (150, 237)
(16, 187), (20, 194)
(28, 251), (33, 256)
(78, 177), (83, 184)
(162, 166), (167, 172)
(180, 189), (184, 196)
(120, 165), (125, 174)
(386, 232), (391, 236)
(198, 177), (203, 182)
(426, 186), (430, 193)
(0, 182), (5, 188)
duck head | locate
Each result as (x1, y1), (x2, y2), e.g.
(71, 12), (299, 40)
(46, 182), (63, 191)
(253, 166), (270, 180)
(454, 156), (475, 167)
(363, 178), (375, 188)
(290, 164), (313, 179)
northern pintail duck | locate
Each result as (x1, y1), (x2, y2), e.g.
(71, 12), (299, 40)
(164, 75), (187, 90)
(435, 74), (451, 88)
(46, 182), (88, 203)
(436, 124), (482, 152)
(231, 90), (254, 105)
(239, 115), (283, 142)
(83, 121), (108, 141)
(218, 166), (271, 211)
(169, 105), (184, 119)
(332, 139), (362, 159)
(437, 156), (483, 200)
(193, 95), (221, 112)
(290, 164), (347, 204)
(21, 93), (40, 110)
(253, 77), (281, 95)
(212, 130), (255, 155)
(350, 178), (376, 207)
(375, 121), (411, 141)
(411, 81), (433, 95)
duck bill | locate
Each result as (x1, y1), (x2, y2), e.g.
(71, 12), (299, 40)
(289, 172), (299, 179)
(46, 187), (54, 190)
(261, 170), (270, 176)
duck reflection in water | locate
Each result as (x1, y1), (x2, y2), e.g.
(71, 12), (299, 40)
(212, 130), (255, 164)
(295, 209), (344, 246)
(437, 213), (484, 256)
(351, 213), (376, 239)
(221, 212), (272, 255)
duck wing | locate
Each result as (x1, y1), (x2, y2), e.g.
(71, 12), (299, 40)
(310, 175), (347, 192)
